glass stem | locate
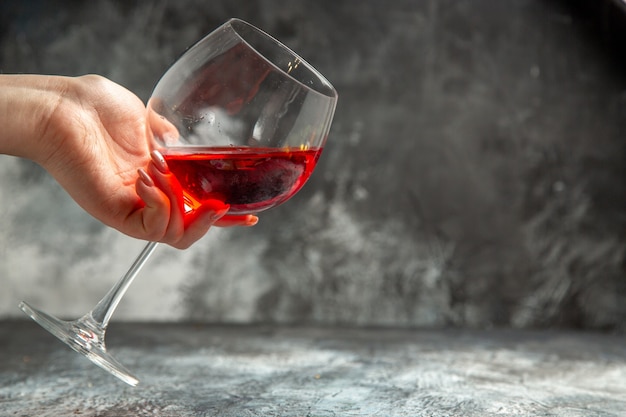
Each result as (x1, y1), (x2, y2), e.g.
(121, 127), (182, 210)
(86, 241), (160, 330)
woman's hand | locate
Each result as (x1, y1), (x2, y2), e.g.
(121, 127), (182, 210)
(0, 74), (256, 249)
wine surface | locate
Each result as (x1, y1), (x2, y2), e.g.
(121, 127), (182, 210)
(162, 147), (321, 215)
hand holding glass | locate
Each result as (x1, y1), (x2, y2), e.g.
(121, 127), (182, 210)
(19, 19), (337, 386)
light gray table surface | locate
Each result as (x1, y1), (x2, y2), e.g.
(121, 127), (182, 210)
(1, 321), (625, 416)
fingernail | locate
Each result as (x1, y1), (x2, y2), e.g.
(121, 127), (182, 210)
(151, 150), (169, 174)
(245, 215), (259, 226)
(137, 168), (154, 186)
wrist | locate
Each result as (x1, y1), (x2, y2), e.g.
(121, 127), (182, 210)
(0, 74), (72, 164)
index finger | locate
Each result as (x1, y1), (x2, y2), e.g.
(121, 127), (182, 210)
(214, 214), (259, 227)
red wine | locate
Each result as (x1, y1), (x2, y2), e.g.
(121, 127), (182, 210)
(162, 147), (321, 215)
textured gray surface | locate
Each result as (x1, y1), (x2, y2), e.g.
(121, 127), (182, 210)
(0, 0), (625, 330)
(1, 321), (626, 416)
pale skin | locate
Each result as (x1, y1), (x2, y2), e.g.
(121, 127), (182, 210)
(0, 74), (257, 249)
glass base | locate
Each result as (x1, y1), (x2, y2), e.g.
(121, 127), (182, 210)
(18, 301), (139, 386)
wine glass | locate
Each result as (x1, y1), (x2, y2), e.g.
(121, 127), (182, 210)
(18, 18), (338, 386)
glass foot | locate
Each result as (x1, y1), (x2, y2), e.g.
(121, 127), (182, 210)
(18, 301), (139, 386)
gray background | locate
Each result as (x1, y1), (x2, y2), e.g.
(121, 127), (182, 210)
(0, 0), (624, 331)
